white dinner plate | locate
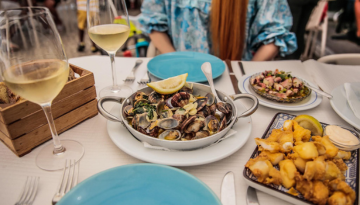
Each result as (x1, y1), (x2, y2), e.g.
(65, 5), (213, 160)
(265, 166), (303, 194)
(106, 102), (252, 166)
(238, 74), (322, 111)
(330, 82), (360, 130)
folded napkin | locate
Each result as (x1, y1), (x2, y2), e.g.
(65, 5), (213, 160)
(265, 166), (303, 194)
(142, 129), (238, 151)
(344, 83), (360, 119)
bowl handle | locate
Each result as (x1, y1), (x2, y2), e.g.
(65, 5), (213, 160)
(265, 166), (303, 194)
(97, 96), (126, 124)
(230, 94), (259, 118)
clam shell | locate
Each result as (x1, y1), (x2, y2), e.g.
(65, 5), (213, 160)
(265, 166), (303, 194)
(195, 98), (207, 111)
(137, 113), (151, 129)
(204, 115), (220, 133)
(193, 130), (210, 140)
(157, 118), (179, 129)
(159, 130), (181, 141)
(156, 101), (173, 119)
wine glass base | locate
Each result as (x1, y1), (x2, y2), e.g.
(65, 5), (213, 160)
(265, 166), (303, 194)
(36, 140), (84, 171)
(99, 85), (133, 98)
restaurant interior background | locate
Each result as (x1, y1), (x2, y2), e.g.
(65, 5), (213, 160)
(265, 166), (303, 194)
(2, 0), (360, 60)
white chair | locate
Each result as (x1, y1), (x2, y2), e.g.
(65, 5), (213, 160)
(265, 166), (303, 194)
(318, 54), (360, 65)
(302, 0), (328, 60)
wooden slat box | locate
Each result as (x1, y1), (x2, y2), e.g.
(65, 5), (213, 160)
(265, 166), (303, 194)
(0, 64), (98, 157)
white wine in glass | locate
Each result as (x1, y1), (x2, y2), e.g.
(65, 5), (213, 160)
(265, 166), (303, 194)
(88, 24), (130, 53)
(0, 8), (84, 171)
(87, 0), (132, 98)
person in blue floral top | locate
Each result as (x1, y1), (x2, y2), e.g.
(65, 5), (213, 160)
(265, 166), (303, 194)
(139, 0), (297, 61)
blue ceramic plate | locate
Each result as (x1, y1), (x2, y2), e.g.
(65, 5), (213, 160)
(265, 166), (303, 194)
(147, 52), (225, 82)
(58, 163), (221, 205)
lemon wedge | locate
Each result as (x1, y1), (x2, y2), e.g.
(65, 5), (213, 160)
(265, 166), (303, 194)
(147, 73), (188, 94)
(294, 115), (323, 136)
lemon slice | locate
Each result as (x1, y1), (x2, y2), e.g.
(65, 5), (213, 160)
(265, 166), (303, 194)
(147, 73), (188, 94)
(294, 115), (323, 136)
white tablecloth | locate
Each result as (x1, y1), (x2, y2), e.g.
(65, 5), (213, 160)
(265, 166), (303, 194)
(0, 56), (358, 205)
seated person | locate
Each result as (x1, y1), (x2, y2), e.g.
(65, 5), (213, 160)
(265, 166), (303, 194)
(139, 0), (297, 61)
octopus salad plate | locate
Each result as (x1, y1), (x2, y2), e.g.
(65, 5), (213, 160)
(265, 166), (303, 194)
(238, 71), (322, 111)
(243, 113), (359, 205)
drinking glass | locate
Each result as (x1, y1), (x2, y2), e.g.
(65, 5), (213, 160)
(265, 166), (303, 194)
(0, 7), (84, 171)
(87, 0), (132, 97)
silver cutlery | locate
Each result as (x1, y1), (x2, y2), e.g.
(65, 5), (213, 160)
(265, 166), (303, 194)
(246, 186), (260, 205)
(124, 59), (143, 83)
(221, 171), (236, 205)
(138, 71), (151, 85)
(15, 176), (40, 205)
(304, 83), (333, 99)
(238, 61), (246, 76)
(52, 159), (80, 205)
(225, 59), (242, 94)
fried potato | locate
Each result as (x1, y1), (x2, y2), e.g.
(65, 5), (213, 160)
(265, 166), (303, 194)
(265, 167), (282, 186)
(311, 181), (329, 205)
(312, 136), (339, 158)
(293, 142), (319, 160)
(329, 179), (356, 205)
(327, 191), (349, 205)
(335, 150), (351, 160)
(283, 120), (294, 131)
(255, 138), (281, 153)
(267, 129), (283, 142)
(278, 130), (294, 152)
(332, 159), (348, 172)
(279, 159), (297, 189)
(324, 161), (344, 181)
(259, 151), (284, 165)
(245, 156), (273, 183)
(303, 156), (326, 181)
(293, 121), (311, 142)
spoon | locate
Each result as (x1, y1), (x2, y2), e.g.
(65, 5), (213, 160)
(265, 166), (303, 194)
(304, 83), (333, 99)
(201, 62), (232, 122)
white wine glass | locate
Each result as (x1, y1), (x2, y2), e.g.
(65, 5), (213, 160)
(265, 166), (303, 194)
(87, 0), (132, 97)
(0, 7), (84, 171)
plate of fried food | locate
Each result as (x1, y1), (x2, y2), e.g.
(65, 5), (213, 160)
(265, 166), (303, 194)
(238, 70), (323, 111)
(243, 113), (359, 205)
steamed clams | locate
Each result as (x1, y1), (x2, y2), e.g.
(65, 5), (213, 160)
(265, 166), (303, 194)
(123, 83), (233, 142)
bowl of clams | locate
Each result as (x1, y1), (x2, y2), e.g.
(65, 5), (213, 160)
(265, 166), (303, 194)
(98, 65), (259, 150)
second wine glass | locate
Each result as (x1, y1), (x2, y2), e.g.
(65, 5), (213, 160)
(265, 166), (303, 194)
(87, 0), (133, 97)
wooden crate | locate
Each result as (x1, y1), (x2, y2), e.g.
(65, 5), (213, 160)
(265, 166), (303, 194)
(0, 64), (98, 157)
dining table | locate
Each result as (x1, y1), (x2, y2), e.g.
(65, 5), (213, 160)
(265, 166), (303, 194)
(0, 55), (359, 205)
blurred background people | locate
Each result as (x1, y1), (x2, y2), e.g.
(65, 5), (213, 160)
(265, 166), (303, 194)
(139, 0), (297, 61)
(285, 0), (320, 59)
(76, 0), (98, 52)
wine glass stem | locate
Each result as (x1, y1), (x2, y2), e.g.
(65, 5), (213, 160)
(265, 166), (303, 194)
(41, 103), (65, 155)
(109, 52), (118, 90)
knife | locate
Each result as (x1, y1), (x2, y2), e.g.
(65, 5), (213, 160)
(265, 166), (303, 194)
(238, 61), (246, 76)
(246, 186), (260, 205)
(225, 60), (242, 94)
(221, 171), (236, 205)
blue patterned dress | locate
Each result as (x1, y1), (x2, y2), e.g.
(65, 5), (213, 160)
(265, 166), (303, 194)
(139, 0), (297, 60)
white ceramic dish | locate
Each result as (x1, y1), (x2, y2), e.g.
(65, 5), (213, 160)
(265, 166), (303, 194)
(106, 102), (252, 166)
(330, 82), (360, 130)
(99, 83), (258, 150)
(238, 74), (322, 111)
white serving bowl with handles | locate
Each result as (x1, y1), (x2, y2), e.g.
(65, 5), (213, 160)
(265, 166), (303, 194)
(98, 83), (258, 150)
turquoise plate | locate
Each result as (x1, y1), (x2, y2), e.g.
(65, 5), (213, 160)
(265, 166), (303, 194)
(147, 52), (225, 82)
(58, 163), (221, 205)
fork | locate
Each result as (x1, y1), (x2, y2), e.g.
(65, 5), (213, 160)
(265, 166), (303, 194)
(52, 159), (80, 205)
(124, 59), (143, 83)
(138, 71), (151, 85)
(15, 176), (40, 205)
